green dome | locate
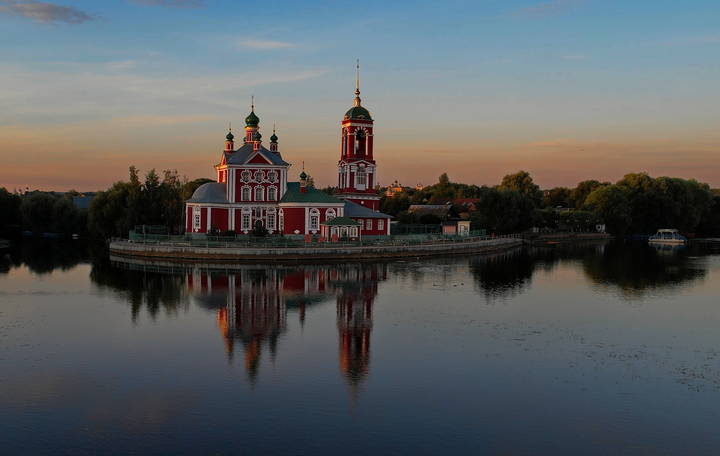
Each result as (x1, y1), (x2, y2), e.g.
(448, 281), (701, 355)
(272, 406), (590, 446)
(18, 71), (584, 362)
(253, 131), (262, 141)
(270, 133), (278, 142)
(226, 131), (234, 140)
(344, 106), (372, 120)
(245, 110), (259, 127)
(299, 171), (308, 180)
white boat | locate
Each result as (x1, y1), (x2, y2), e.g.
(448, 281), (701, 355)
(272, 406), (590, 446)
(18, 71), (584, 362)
(648, 229), (687, 245)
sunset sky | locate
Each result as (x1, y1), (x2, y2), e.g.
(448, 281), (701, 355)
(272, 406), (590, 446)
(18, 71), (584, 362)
(1, 0), (719, 191)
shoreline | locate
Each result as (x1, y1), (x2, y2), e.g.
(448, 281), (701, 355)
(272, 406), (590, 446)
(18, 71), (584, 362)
(109, 236), (524, 262)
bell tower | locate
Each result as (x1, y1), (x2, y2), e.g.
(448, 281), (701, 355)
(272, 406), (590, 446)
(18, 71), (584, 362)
(336, 61), (380, 211)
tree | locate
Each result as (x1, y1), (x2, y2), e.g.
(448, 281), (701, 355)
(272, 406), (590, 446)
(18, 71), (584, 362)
(542, 187), (571, 208)
(181, 178), (214, 201)
(583, 185), (632, 236)
(0, 187), (21, 230)
(569, 180), (606, 208)
(471, 188), (537, 234)
(499, 171), (542, 206)
(20, 192), (56, 234)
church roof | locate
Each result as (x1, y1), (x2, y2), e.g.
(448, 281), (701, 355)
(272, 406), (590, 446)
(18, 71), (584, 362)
(343, 200), (393, 219)
(322, 216), (361, 226)
(280, 183), (344, 204)
(187, 182), (228, 203)
(225, 143), (289, 166)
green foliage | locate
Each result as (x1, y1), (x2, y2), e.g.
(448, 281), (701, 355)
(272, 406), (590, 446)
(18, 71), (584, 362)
(0, 187), (21, 230)
(583, 185), (632, 236)
(498, 170), (542, 206)
(542, 187), (571, 208)
(88, 167), (193, 238)
(471, 188), (537, 234)
(697, 194), (720, 235)
(569, 180), (607, 208)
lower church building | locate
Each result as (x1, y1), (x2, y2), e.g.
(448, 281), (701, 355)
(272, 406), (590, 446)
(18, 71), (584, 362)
(185, 73), (391, 238)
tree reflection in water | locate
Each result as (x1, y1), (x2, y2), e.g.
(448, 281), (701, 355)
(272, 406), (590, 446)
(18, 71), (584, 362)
(468, 241), (709, 300)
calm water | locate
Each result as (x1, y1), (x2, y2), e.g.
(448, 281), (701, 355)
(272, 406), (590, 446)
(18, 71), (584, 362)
(2, 240), (720, 455)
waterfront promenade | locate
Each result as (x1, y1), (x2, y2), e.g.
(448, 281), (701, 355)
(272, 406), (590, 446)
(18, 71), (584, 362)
(109, 234), (524, 261)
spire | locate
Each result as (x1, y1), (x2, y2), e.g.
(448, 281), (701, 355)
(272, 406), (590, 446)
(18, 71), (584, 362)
(353, 59), (362, 107)
(245, 95), (259, 128)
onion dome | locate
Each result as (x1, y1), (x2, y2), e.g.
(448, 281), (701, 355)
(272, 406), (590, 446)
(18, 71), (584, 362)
(299, 171), (308, 180)
(344, 105), (372, 120)
(226, 131), (234, 140)
(245, 110), (259, 127)
(253, 131), (262, 141)
(270, 132), (278, 142)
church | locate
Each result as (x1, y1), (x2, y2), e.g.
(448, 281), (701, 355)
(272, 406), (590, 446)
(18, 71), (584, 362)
(184, 71), (391, 238)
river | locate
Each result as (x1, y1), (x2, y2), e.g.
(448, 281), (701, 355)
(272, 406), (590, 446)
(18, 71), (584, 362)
(1, 240), (719, 455)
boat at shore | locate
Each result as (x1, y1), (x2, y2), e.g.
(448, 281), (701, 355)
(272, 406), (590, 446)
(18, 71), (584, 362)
(648, 229), (687, 245)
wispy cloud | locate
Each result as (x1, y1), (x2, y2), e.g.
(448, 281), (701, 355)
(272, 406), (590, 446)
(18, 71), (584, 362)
(238, 39), (296, 50)
(0, 62), (328, 126)
(0, 0), (93, 23)
(131, 0), (204, 7)
(514, 0), (582, 17)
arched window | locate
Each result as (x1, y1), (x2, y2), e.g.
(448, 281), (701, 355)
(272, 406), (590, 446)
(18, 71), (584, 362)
(254, 170), (264, 182)
(241, 186), (251, 201)
(267, 186), (277, 201)
(309, 208), (320, 231)
(326, 208), (336, 222)
(254, 186), (264, 201)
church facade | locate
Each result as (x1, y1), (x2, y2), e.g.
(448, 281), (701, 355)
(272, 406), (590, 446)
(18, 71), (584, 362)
(185, 76), (391, 237)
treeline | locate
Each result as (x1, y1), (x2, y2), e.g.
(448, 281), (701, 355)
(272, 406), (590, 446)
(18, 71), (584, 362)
(0, 167), (211, 239)
(88, 167), (211, 238)
(380, 171), (720, 236)
(0, 188), (87, 236)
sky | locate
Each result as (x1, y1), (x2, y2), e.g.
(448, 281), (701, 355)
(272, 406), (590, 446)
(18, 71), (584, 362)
(1, 0), (719, 191)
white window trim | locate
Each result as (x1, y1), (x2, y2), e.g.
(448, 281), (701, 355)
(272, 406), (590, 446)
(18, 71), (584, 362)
(241, 186), (251, 202)
(254, 186), (264, 202)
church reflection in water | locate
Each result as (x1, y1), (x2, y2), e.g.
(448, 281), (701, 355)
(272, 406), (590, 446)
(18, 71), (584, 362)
(185, 264), (386, 386)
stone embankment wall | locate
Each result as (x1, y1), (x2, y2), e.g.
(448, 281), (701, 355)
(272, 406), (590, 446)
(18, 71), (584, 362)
(109, 237), (523, 262)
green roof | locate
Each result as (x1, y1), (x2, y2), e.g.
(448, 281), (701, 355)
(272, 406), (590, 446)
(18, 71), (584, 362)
(279, 182), (344, 204)
(344, 106), (372, 120)
(322, 216), (360, 226)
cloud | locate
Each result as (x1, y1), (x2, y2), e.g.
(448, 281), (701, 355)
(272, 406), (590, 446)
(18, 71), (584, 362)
(514, 0), (581, 17)
(238, 39), (296, 50)
(131, 0), (204, 7)
(0, 0), (93, 23)
(0, 62), (328, 126)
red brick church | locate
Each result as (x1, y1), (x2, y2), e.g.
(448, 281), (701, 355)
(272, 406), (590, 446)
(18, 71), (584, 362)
(185, 69), (391, 238)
